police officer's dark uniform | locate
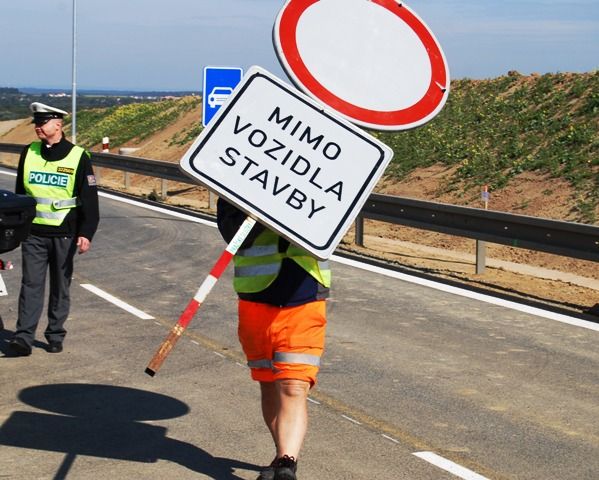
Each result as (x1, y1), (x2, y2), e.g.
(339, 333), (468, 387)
(9, 102), (99, 356)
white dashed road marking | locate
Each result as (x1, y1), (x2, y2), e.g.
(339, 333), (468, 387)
(81, 283), (154, 320)
(341, 414), (362, 425)
(413, 451), (490, 480)
(98, 187), (599, 333)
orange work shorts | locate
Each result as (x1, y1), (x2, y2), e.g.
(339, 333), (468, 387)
(238, 299), (327, 385)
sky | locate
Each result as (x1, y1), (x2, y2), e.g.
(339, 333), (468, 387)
(1, 0), (597, 91)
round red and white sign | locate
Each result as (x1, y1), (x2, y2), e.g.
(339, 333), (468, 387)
(273, 0), (450, 131)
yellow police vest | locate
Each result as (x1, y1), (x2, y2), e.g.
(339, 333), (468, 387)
(23, 142), (84, 226)
(233, 229), (331, 294)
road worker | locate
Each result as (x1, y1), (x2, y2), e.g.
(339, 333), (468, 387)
(9, 102), (99, 356)
(216, 198), (331, 480)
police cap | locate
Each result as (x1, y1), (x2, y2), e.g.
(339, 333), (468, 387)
(30, 102), (69, 125)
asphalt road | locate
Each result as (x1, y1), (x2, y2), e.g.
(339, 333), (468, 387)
(1, 170), (598, 480)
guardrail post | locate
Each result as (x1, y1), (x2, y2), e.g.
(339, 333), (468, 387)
(355, 213), (364, 247)
(209, 192), (217, 211)
(476, 240), (486, 274)
(124, 171), (130, 190)
(161, 179), (168, 199)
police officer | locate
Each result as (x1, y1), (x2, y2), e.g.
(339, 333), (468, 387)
(9, 102), (99, 356)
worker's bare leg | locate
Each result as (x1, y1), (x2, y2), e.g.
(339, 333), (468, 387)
(260, 378), (309, 459)
(260, 381), (278, 449)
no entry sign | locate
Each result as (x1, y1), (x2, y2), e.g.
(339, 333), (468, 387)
(273, 0), (450, 131)
(180, 66), (393, 259)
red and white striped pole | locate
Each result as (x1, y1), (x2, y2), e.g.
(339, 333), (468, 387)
(102, 136), (110, 153)
(145, 215), (256, 376)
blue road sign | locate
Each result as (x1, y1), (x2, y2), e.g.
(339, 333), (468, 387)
(202, 66), (243, 126)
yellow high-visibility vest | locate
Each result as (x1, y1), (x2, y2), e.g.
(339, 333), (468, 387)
(233, 229), (331, 293)
(23, 142), (84, 226)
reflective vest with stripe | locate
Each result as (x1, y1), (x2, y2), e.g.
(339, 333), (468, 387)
(23, 142), (83, 226)
(233, 229), (331, 293)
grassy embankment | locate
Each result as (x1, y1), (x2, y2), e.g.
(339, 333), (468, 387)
(71, 96), (202, 148)
(69, 72), (598, 223)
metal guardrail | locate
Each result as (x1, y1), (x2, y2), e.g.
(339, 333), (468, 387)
(0, 142), (187, 182)
(1, 142), (598, 263)
(0, 143), (24, 155)
(360, 194), (599, 262)
(92, 151), (188, 183)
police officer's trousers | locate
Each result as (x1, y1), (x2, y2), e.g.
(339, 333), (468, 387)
(15, 235), (77, 347)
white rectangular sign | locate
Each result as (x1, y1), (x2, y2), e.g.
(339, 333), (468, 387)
(180, 66), (393, 259)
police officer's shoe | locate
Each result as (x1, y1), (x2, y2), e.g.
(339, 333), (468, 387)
(9, 338), (32, 356)
(273, 455), (297, 480)
(47, 341), (63, 353)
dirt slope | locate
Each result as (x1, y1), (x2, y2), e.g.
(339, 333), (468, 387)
(0, 118), (36, 144)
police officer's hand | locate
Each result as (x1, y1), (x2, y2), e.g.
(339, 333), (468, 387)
(77, 236), (91, 254)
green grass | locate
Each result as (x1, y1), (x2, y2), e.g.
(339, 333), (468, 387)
(168, 122), (204, 147)
(68, 96), (200, 148)
(377, 71), (598, 222)
(66, 72), (598, 223)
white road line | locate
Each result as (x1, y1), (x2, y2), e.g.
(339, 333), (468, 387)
(413, 452), (489, 480)
(341, 414), (361, 425)
(26, 174), (590, 334)
(80, 283), (154, 320)
(331, 255), (599, 333)
(213, 351), (226, 358)
(0, 273), (7, 296)
(99, 191), (216, 227)
(191, 340), (199, 345)
(381, 434), (400, 444)
(307, 397), (321, 405)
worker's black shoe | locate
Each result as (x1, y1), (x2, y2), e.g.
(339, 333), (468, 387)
(274, 455), (297, 480)
(256, 459), (276, 480)
(9, 338), (32, 356)
(47, 341), (63, 353)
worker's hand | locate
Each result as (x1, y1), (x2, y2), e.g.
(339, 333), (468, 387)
(77, 236), (91, 254)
